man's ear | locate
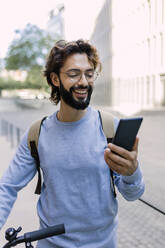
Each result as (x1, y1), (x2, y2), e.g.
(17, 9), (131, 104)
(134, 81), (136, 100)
(50, 72), (60, 87)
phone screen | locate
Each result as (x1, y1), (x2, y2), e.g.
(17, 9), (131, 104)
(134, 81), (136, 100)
(112, 117), (143, 151)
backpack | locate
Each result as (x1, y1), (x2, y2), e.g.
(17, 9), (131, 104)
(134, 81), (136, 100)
(27, 110), (117, 197)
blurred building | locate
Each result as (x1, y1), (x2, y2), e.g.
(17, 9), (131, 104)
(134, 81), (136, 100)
(90, 0), (113, 106)
(91, 0), (165, 113)
(46, 3), (65, 40)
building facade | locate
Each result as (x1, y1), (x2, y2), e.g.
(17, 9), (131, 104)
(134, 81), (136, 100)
(46, 4), (65, 40)
(91, 0), (165, 113)
(90, 0), (113, 106)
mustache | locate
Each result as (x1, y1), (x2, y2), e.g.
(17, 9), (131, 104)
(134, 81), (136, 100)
(70, 85), (91, 92)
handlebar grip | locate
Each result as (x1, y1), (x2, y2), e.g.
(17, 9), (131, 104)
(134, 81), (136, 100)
(24, 224), (65, 242)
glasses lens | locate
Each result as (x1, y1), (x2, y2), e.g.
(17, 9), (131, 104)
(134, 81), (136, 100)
(66, 70), (99, 83)
(85, 71), (99, 82)
(70, 75), (81, 83)
(66, 71), (81, 83)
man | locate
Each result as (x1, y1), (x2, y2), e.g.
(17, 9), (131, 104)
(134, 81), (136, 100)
(0, 39), (144, 247)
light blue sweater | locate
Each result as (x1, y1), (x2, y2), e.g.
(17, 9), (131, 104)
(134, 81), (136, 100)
(0, 107), (144, 247)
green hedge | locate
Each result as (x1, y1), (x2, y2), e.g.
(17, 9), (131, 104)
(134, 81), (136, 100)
(0, 77), (49, 91)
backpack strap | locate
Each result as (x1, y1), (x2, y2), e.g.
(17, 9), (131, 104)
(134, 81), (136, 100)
(27, 116), (47, 194)
(98, 110), (117, 198)
(98, 110), (115, 142)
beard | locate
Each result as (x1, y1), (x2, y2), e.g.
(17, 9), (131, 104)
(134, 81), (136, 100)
(59, 79), (93, 110)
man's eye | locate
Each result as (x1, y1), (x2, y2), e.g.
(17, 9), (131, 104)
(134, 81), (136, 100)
(68, 74), (79, 77)
(86, 73), (93, 78)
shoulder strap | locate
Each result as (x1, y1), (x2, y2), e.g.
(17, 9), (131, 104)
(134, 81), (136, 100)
(27, 116), (47, 194)
(98, 110), (115, 142)
(98, 110), (117, 198)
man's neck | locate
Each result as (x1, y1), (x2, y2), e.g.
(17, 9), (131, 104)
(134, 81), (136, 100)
(57, 101), (88, 122)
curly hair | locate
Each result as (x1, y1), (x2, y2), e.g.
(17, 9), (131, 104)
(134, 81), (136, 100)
(44, 39), (102, 105)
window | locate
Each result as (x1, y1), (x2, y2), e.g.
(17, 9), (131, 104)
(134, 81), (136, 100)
(162, 0), (165, 24)
(160, 33), (164, 67)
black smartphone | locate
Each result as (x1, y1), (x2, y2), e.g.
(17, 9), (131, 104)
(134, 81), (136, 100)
(112, 117), (143, 151)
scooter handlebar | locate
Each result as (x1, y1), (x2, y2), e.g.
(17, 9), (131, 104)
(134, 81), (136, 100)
(2, 224), (65, 248)
(24, 224), (65, 242)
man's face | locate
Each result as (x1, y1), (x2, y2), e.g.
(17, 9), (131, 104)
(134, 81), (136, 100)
(58, 53), (94, 110)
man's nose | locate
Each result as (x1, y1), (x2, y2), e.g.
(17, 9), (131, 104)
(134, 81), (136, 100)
(78, 73), (88, 86)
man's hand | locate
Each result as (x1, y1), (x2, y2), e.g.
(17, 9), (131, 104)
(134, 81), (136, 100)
(104, 137), (139, 176)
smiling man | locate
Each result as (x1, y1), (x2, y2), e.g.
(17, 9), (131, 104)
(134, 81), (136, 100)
(50, 52), (94, 114)
(45, 40), (100, 121)
(0, 39), (145, 248)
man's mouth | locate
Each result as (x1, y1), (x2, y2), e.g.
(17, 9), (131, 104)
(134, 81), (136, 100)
(73, 89), (88, 98)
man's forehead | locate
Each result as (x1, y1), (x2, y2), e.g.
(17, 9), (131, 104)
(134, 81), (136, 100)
(62, 53), (93, 70)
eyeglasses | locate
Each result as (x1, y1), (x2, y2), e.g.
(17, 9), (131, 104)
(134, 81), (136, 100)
(60, 69), (99, 83)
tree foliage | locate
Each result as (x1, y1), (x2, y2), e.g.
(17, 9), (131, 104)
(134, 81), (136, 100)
(5, 23), (55, 72)
(3, 23), (57, 91)
(25, 67), (49, 89)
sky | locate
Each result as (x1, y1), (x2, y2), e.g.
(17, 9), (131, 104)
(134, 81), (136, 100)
(0, 0), (104, 59)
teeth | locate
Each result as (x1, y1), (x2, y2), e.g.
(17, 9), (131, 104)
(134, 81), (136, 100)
(75, 90), (87, 94)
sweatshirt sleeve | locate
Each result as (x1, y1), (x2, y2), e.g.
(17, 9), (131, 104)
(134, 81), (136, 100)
(114, 165), (145, 201)
(0, 129), (37, 230)
(113, 117), (145, 201)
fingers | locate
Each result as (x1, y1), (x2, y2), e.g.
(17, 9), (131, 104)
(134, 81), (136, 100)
(104, 148), (128, 166)
(104, 148), (129, 175)
(104, 139), (139, 176)
(107, 136), (139, 159)
(132, 136), (139, 152)
(107, 143), (131, 160)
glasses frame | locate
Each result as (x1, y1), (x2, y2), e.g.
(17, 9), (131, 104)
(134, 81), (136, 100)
(60, 69), (99, 84)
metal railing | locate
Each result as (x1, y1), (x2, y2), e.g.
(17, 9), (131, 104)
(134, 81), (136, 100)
(0, 119), (24, 148)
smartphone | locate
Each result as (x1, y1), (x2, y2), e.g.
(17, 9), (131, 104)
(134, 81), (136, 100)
(112, 117), (143, 151)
